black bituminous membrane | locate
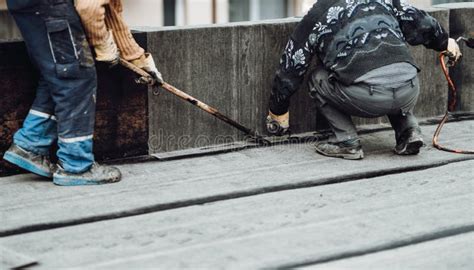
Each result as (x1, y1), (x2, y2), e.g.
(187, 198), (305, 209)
(1, 157), (473, 238)
(275, 224), (474, 269)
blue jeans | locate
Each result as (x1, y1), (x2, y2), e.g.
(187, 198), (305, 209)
(8, 0), (97, 173)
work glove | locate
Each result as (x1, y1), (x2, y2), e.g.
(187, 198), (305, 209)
(131, 53), (164, 85)
(266, 111), (289, 136)
(446, 38), (462, 65)
(94, 30), (120, 66)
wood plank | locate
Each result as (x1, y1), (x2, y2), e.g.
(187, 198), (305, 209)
(1, 121), (473, 235)
(306, 233), (474, 270)
(1, 160), (473, 268)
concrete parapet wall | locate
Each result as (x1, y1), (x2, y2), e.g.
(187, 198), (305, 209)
(147, 18), (319, 153)
(147, 9), (454, 154)
(439, 3), (474, 112)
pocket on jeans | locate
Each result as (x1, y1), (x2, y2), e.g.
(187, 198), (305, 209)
(45, 19), (78, 64)
(45, 19), (83, 78)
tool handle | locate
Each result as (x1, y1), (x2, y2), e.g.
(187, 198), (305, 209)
(160, 82), (259, 137)
(456, 36), (474, 49)
(118, 58), (265, 141)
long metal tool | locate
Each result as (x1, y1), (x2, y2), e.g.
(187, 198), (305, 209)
(119, 58), (270, 145)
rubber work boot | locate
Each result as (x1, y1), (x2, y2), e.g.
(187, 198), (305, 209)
(315, 139), (364, 160)
(394, 128), (424, 155)
(3, 144), (53, 178)
(53, 163), (121, 186)
(94, 30), (119, 65)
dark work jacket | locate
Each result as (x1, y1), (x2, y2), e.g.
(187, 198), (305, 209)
(269, 0), (449, 115)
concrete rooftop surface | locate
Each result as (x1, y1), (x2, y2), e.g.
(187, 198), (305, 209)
(1, 119), (473, 269)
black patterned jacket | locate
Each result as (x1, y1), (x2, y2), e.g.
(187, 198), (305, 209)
(269, 0), (448, 115)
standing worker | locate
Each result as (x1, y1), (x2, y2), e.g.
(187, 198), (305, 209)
(3, 0), (159, 185)
(266, 0), (462, 160)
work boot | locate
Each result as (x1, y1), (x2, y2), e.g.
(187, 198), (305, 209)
(94, 31), (119, 65)
(53, 163), (121, 186)
(394, 128), (424, 155)
(3, 144), (53, 178)
(315, 139), (364, 160)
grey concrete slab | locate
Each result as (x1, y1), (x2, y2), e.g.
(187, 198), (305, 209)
(306, 233), (474, 270)
(1, 121), (473, 236)
(1, 160), (472, 268)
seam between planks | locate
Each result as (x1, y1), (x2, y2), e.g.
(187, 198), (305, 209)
(274, 224), (474, 269)
(1, 157), (473, 238)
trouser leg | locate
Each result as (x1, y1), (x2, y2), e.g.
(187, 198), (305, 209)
(387, 77), (421, 143)
(13, 77), (57, 156)
(53, 74), (96, 174)
(8, 0), (97, 173)
(105, 0), (144, 60)
(309, 69), (358, 142)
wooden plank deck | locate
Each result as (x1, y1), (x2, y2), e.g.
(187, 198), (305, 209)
(1, 120), (473, 268)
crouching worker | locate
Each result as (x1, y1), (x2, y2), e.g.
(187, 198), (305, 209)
(3, 0), (121, 185)
(266, 0), (461, 160)
(74, 0), (163, 83)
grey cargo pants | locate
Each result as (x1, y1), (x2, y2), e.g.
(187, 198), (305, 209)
(309, 69), (421, 144)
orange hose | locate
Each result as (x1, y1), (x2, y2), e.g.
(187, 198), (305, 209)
(432, 52), (474, 154)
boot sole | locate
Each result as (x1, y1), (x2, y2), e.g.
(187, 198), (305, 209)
(315, 148), (364, 160)
(53, 174), (120, 186)
(395, 139), (424, 155)
(3, 151), (52, 178)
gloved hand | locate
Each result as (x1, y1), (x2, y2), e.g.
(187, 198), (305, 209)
(446, 38), (462, 64)
(266, 111), (289, 136)
(131, 53), (164, 85)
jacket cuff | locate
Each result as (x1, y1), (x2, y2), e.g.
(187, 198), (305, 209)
(436, 35), (449, 52)
(269, 96), (290, 116)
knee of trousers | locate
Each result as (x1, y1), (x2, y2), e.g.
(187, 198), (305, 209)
(308, 69), (333, 106)
(53, 80), (97, 138)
